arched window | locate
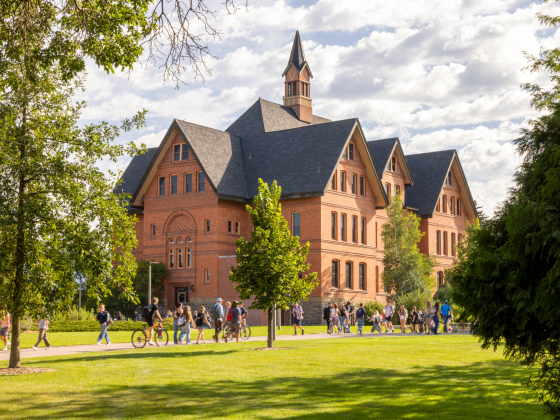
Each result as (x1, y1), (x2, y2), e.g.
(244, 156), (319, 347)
(169, 238), (175, 243)
(187, 237), (192, 242)
(178, 238), (183, 243)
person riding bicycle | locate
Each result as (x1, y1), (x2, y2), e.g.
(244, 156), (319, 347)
(145, 297), (164, 346)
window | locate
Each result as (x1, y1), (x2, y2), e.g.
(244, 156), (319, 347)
(288, 83), (292, 96)
(187, 248), (192, 267)
(169, 238), (175, 243)
(235, 222), (239, 234)
(158, 177), (165, 196)
(198, 172), (205, 192)
(301, 82), (305, 96)
(437, 271), (444, 290)
(395, 185), (400, 197)
(442, 195), (447, 213)
(375, 222), (378, 247)
(359, 176), (365, 196)
(173, 144), (180, 161)
(342, 147), (348, 159)
(332, 261), (339, 288)
(341, 214), (346, 241)
(443, 231), (448, 256)
(151, 224), (156, 237)
(385, 183), (391, 203)
(458, 234), (462, 245)
(359, 263), (365, 290)
(352, 216), (357, 243)
(349, 144), (354, 161)
(331, 212), (336, 240)
(178, 249), (184, 268)
(331, 172), (336, 190)
(169, 249), (175, 268)
(293, 213), (300, 237)
(436, 197), (441, 212)
(340, 171), (346, 192)
(451, 233), (456, 257)
(294, 82), (298, 95)
(436, 231), (441, 255)
(187, 237), (192, 242)
(205, 269), (210, 283)
(450, 197), (454, 215)
(457, 198), (461, 216)
(361, 217), (366, 244)
(182, 144), (189, 160)
(345, 262), (352, 288)
(185, 173), (192, 193)
(448, 171), (452, 186)
(178, 238), (183, 243)
(228, 221), (232, 233)
(375, 266), (379, 293)
(391, 156), (397, 172)
(351, 174), (356, 194)
(205, 219), (210, 233)
(171, 175), (177, 195)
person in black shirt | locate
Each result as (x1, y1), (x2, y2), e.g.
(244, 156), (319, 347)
(411, 307), (420, 333)
(323, 303), (332, 332)
(145, 297), (164, 346)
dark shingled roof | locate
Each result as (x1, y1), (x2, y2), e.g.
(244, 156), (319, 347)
(367, 138), (398, 175)
(404, 150), (456, 217)
(175, 120), (247, 199)
(282, 31), (313, 78)
(115, 147), (158, 205)
(260, 99), (330, 132)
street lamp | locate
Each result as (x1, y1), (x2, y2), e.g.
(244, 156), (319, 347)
(148, 261), (153, 305)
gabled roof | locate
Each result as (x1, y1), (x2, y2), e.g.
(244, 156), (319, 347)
(367, 137), (413, 185)
(115, 147), (158, 213)
(404, 150), (476, 220)
(282, 31), (313, 78)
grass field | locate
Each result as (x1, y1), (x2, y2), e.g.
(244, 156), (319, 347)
(0, 335), (543, 419)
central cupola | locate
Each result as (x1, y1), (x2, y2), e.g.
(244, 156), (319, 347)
(282, 31), (313, 123)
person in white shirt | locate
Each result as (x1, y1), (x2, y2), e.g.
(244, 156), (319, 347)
(291, 303), (305, 336)
(1, 306), (10, 351)
(32, 313), (51, 350)
(384, 302), (395, 333)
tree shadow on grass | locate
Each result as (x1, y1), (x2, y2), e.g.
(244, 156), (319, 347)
(3, 358), (542, 420)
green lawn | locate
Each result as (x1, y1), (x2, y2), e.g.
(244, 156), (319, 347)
(0, 335), (543, 419)
(16, 325), (332, 348)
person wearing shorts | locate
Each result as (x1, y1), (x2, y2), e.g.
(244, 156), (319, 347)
(145, 297), (164, 345)
(225, 302), (242, 342)
(1, 306), (10, 351)
(291, 303), (305, 336)
(32, 315), (51, 350)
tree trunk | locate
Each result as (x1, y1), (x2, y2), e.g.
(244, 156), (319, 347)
(267, 307), (274, 348)
(9, 314), (21, 368)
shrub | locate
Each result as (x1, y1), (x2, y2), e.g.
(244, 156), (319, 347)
(37, 319), (173, 333)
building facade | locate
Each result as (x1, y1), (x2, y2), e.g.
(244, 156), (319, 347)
(118, 32), (477, 325)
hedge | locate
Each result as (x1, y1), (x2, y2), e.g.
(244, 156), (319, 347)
(24, 320), (173, 333)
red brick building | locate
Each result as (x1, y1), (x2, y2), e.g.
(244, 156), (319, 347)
(118, 32), (477, 325)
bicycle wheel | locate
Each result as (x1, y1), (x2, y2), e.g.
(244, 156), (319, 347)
(155, 328), (169, 347)
(240, 325), (251, 340)
(132, 329), (148, 348)
(220, 325), (229, 342)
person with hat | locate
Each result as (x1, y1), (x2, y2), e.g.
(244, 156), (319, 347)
(441, 300), (452, 333)
(210, 298), (225, 343)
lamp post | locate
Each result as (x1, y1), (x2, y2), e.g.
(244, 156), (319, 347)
(148, 261), (153, 305)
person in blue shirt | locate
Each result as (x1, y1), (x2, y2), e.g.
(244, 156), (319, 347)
(441, 300), (452, 333)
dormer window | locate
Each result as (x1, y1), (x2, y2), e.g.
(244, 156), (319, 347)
(349, 144), (354, 161)
(448, 171), (452, 186)
(391, 156), (397, 172)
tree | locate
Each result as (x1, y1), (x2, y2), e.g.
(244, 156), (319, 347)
(102, 260), (167, 317)
(0, 67), (144, 368)
(229, 179), (318, 348)
(381, 192), (436, 300)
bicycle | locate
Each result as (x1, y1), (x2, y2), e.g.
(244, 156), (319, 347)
(220, 323), (251, 341)
(131, 321), (169, 348)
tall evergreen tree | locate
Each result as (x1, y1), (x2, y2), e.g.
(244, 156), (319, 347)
(229, 179), (318, 348)
(381, 192), (436, 299)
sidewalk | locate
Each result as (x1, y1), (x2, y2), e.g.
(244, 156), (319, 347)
(0, 330), (467, 361)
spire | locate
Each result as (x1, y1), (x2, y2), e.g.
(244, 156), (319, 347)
(282, 31), (313, 78)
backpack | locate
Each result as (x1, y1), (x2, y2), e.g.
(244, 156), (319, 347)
(209, 304), (219, 321)
(141, 306), (151, 320)
(226, 308), (233, 322)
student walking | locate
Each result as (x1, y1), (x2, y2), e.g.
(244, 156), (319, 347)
(371, 311), (382, 333)
(96, 305), (111, 345)
(339, 305), (348, 334)
(1, 306), (10, 351)
(323, 303), (332, 332)
(182, 306), (194, 344)
(291, 303), (305, 336)
(346, 301), (354, 333)
(355, 303), (367, 335)
(210, 298), (225, 343)
(173, 303), (184, 344)
(32, 314), (52, 350)
(432, 302), (441, 335)
(410, 307), (420, 333)
(399, 305), (408, 333)
(195, 306), (211, 344)
(385, 302), (395, 333)
(441, 300), (452, 333)
(424, 301), (433, 334)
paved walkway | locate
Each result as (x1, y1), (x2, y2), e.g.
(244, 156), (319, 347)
(0, 330), (468, 361)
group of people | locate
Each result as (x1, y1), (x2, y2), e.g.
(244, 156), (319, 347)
(323, 300), (454, 335)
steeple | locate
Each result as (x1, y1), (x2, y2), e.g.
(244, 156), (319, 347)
(282, 31), (313, 123)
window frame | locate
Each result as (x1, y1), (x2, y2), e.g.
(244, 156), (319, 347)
(187, 248), (192, 268)
(331, 171), (337, 190)
(171, 174), (178, 195)
(158, 177), (165, 196)
(293, 212), (301, 238)
(450, 196), (454, 215)
(235, 222), (239, 234)
(349, 143), (354, 161)
(173, 144), (181, 162)
(341, 214), (346, 241)
(340, 171), (346, 192)
(442, 195), (447, 213)
(448, 171), (452, 186)
(198, 171), (205, 192)
(185, 173), (192, 193)
(457, 198), (461, 216)
(182, 144), (189, 160)
(151, 224), (156, 237)
(443, 231), (448, 256)
(352, 215), (357, 243)
(436, 230), (441, 255)
(451, 233), (456, 257)
(361, 217), (366, 244)
(391, 156), (397, 172)
(359, 263), (365, 290)
(437, 271), (444, 290)
(351, 174), (357, 194)
(178, 249), (184, 268)
(169, 249), (175, 269)
(375, 265), (379, 293)
(359, 176), (365, 196)
(331, 260), (339, 288)
(228, 221), (232, 233)
(205, 269), (210, 283)
(345, 261), (352, 289)
(331, 212), (337, 240)
(205, 219), (210, 233)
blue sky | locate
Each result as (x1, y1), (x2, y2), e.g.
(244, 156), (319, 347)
(78, 0), (560, 216)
